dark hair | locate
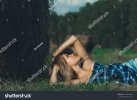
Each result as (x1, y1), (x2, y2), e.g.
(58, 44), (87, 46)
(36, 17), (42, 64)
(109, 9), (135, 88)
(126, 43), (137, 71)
(60, 47), (74, 55)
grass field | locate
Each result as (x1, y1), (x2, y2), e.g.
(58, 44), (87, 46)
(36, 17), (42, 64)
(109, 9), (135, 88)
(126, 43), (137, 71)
(0, 48), (137, 91)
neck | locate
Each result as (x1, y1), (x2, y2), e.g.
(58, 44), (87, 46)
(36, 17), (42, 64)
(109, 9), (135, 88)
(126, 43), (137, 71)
(71, 65), (81, 76)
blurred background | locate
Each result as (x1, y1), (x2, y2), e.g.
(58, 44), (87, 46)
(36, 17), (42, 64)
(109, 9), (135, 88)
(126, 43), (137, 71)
(49, 0), (137, 50)
(48, 0), (137, 74)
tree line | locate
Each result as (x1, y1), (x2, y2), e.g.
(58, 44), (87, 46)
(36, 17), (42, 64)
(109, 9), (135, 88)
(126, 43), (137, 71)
(49, 0), (137, 49)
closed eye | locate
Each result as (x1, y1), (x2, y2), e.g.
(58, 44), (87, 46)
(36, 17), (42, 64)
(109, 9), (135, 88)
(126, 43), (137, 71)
(66, 54), (69, 58)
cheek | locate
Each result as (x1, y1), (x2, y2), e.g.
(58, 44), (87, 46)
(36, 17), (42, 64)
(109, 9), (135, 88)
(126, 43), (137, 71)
(65, 59), (71, 65)
(70, 58), (78, 65)
(66, 58), (75, 66)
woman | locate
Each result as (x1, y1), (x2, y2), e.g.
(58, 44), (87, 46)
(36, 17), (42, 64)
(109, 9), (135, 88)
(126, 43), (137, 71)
(49, 35), (137, 85)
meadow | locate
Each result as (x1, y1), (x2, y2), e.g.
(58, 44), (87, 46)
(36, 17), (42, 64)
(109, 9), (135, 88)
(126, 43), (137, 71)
(0, 48), (137, 91)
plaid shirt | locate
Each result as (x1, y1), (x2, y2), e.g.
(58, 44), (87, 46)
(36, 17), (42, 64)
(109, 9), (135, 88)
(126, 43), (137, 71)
(88, 63), (137, 84)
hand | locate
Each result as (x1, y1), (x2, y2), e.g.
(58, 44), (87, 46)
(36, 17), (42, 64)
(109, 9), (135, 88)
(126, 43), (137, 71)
(52, 50), (58, 57)
(53, 64), (60, 71)
(51, 50), (58, 62)
(52, 48), (60, 57)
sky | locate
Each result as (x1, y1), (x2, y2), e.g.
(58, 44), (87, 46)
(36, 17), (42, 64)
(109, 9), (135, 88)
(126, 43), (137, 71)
(50, 0), (98, 15)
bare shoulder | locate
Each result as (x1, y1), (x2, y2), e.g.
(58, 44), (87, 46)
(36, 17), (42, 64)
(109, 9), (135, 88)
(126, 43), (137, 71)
(80, 58), (95, 83)
(82, 57), (95, 71)
(77, 58), (94, 83)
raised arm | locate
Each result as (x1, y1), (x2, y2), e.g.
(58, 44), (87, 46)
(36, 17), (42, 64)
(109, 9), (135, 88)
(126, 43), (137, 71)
(52, 35), (89, 60)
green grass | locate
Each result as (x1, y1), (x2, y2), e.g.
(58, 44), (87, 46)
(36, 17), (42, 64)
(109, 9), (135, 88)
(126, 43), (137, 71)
(92, 48), (137, 64)
(0, 48), (137, 91)
(1, 80), (137, 91)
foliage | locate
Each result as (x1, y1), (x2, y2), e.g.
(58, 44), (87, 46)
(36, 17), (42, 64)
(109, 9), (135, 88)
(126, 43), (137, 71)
(49, 0), (137, 48)
(0, 0), (49, 80)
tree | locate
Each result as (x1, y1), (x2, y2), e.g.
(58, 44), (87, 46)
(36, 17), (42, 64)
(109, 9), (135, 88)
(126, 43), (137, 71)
(128, 0), (137, 40)
(0, 0), (49, 80)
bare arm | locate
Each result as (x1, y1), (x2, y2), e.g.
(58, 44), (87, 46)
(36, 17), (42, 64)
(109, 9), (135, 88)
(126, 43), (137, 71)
(49, 65), (60, 84)
(53, 35), (89, 60)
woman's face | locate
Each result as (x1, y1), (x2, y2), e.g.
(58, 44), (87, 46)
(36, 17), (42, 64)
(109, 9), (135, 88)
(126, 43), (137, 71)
(62, 53), (81, 66)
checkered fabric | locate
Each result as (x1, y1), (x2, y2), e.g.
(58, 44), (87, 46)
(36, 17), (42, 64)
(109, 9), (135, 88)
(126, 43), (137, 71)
(88, 60), (137, 84)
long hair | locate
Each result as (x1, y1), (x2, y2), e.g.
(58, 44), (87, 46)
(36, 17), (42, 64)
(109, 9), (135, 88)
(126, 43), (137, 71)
(49, 47), (84, 83)
(49, 55), (74, 83)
